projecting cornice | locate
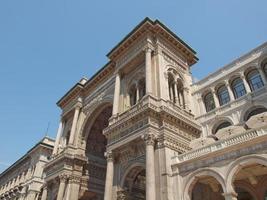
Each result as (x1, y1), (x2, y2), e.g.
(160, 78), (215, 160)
(107, 17), (198, 66)
(57, 61), (115, 109)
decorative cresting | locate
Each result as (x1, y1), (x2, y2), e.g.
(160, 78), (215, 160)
(141, 133), (157, 200)
(183, 168), (227, 200)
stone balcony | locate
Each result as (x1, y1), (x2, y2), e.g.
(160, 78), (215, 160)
(104, 95), (200, 147)
(172, 126), (267, 167)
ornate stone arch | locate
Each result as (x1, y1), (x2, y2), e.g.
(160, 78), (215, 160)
(120, 162), (145, 188)
(79, 98), (113, 147)
(126, 69), (145, 90)
(240, 104), (267, 122)
(165, 64), (184, 81)
(183, 168), (226, 200)
(225, 154), (267, 192)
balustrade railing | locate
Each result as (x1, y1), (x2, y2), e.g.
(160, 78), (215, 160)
(172, 127), (267, 164)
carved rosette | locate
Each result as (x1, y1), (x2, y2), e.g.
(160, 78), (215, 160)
(142, 133), (157, 146)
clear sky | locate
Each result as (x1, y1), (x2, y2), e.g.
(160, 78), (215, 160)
(0, 0), (267, 173)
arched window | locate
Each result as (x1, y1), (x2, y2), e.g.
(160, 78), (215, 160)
(203, 92), (215, 112)
(129, 85), (137, 106)
(264, 62), (267, 77)
(214, 121), (232, 134)
(247, 69), (264, 91)
(231, 78), (246, 99)
(245, 107), (267, 121)
(217, 85), (230, 106)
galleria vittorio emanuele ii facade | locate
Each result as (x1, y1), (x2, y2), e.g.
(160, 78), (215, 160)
(1, 18), (267, 200)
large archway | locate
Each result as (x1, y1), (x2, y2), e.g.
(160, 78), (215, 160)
(183, 169), (226, 200)
(81, 104), (113, 200)
(119, 165), (146, 200)
(190, 176), (224, 200)
(226, 156), (267, 200)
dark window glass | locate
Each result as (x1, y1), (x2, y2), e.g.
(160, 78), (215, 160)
(264, 63), (267, 76)
(247, 70), (264, 91)
(217, 85), (230, 106)
(246, 107), (267, 121)
(204, 92), (215, 112)
(214, 121), (231, 134)
(232, 78), (246, 99)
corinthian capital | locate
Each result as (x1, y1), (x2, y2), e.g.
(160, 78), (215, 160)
(104, 151), (113, 162)
(142, 133), (157, 146)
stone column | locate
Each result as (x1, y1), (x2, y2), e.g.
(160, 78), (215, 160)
(240, 73), (251, 93)
(225, 80), (235, 101)
(53, 120), (64, 155)
(197, 95), (205, 115)
(211, 87), (220, 108)
(104, 151), (114, 200)
(136, 84), (140, 102)
(57, 175), (67, 200)
(145, 47), (153, 95)
(69, 103), (81, 145)
(173, 82), (178, 104)
(257, 66), (267, 85)
(65, 176), (80, 200)
(223, 192), (238, 200)
(169, 86), (173, 101)
(183, 88), (189, 109)
(40, 185), (48, 200)
(142, 133), (156, 200)
(112, 72), (121, 115)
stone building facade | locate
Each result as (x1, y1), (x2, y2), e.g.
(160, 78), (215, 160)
(0, 137), (54, 200)
(1, 18), (267, 200)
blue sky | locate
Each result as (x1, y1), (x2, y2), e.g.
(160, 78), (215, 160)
(0, 0), (267, 173)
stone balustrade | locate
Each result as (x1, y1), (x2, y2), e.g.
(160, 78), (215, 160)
(172, 127), (267, 164)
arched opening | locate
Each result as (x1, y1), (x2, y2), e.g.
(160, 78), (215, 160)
(203, 92), (215, 112)
(235, 187), (255, 200)
(217, 85), (230, 106)
(168, 73), (175, 103)
(231, 163), (267, 200)
(213, 121), (232, 134)
(190, 176), (224, 200)
(129, 84), (137, 106)
(246, 69), (264, 91)
(231, 77), (247, 99)
(227, 156), (267, 200)
(81, 105), (112, 200)
(244, 106), (267, 121)
(119, 165), (146, 200)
